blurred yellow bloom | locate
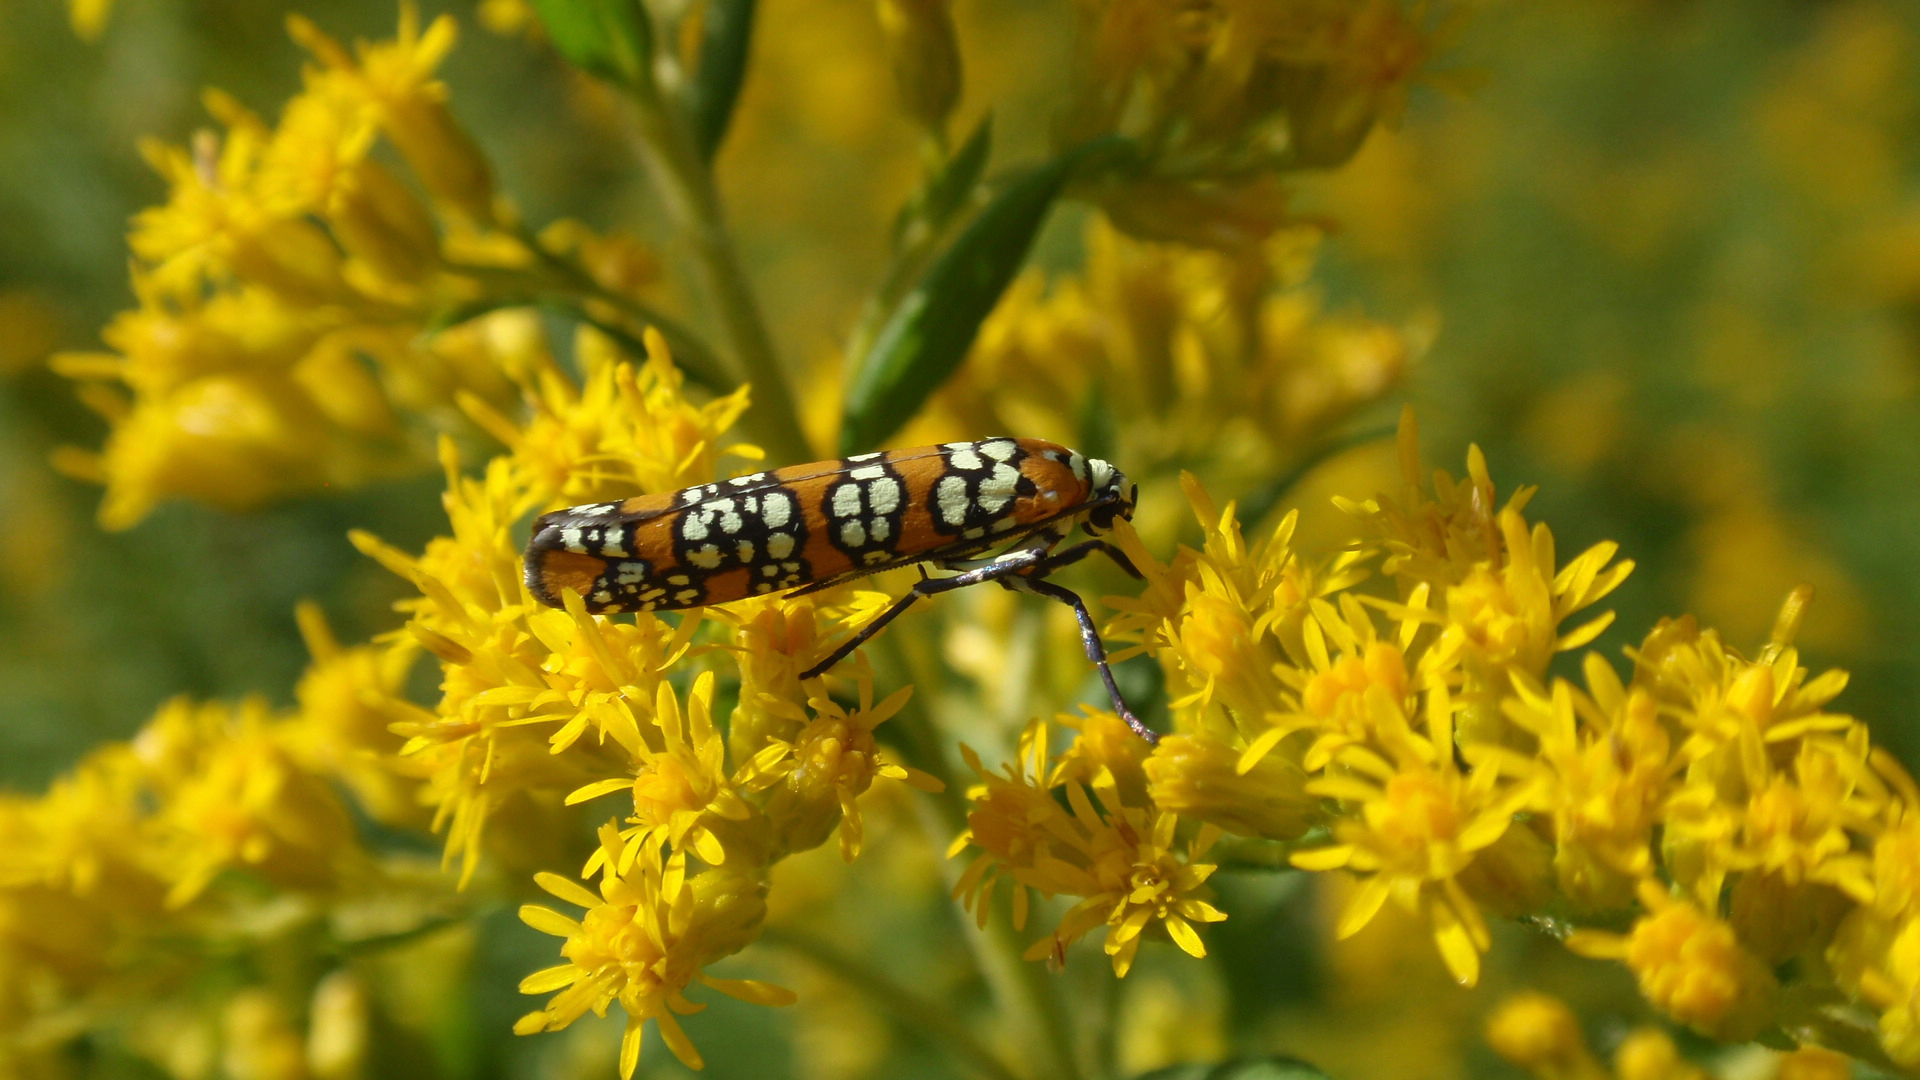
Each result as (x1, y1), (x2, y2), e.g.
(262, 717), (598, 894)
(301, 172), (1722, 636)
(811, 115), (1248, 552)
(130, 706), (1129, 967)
(288, 6), (497, 222)
(1484, 992), (1607, 1080)
(1612, 1028), (1707, 1080)
(925, 220), (1418, 504)
(516, 825), (796, 1076)
(1061, 0), (1446, 247)
(133, 696), (359, 907)
(1567, 881), (1779, 1043)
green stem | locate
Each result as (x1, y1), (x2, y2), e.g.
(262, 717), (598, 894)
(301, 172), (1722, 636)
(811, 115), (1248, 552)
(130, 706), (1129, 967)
(760, 925), (1027, 1080)
(624, 83), (812, 464)
(879, 633), (1088, 1080)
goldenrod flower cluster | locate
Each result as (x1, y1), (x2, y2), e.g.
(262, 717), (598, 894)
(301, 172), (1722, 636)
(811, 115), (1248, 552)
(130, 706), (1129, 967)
(48, 7), (668, 530)
(1060, 0), (1450, 250)
(917, 218), (1423, 509)
(943, 406), (1920, 1071)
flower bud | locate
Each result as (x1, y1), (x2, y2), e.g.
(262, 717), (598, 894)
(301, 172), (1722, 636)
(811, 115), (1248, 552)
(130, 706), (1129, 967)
(876, 0), (961, 136)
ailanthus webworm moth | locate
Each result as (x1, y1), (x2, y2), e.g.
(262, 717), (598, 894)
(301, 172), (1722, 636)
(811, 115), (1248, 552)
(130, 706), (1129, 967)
(522, 437), (1158, 743)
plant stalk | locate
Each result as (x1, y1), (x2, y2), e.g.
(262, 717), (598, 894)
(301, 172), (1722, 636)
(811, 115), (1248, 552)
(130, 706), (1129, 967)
(624, 83), (812, 464)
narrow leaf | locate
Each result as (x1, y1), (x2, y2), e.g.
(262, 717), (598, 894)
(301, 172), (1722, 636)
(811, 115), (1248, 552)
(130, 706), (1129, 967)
(529, 0), (653, 89)
(894, 114), (993, 248)
(686, 0), (757, 160)
(839, 137), (1130, 453)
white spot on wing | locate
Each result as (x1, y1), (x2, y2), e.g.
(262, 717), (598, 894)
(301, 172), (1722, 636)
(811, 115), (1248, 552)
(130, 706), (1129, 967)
(688, 545), (722, 569)
(831, 484), (862, 520)
(850, 465), (886, 480)
(868, 477), (901, 515)
(936, 475), (970, 526)
(560, 526), (584, 552)
(980, 439), (1018, 461)
(840, 521), (867, 548)
(767, 532), (795, 559)
(947, 447), (984, 471)
(762, 491), (793, 529)
(977, 463), (1020, 513)
(870, 518), (891, 542)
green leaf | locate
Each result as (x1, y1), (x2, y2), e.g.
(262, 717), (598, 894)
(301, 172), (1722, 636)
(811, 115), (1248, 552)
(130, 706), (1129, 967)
(685, 0), (757, 160)
(840, 136), (1128, 454)
(1133, 1058), (1335, 1080)
(893, 114), (993, 248)
(528, 0), (653, 89)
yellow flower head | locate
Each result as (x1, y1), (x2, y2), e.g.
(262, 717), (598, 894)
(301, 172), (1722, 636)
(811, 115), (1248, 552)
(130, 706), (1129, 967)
(1567, 881), (1780, 1043)
(1484, 991), (1606, 1080)
(351, 333), (758, 884)
(288, 5), (497, 222)
(954, 721), (1226, 976)
(749, 685), (939, 861)
(1291, 706), (1527, 986)
(135, 696), (360, 908)
(569, 673), (761, 869)
(1499, 657), (1672, 911)
(516, 825), (795, 1076)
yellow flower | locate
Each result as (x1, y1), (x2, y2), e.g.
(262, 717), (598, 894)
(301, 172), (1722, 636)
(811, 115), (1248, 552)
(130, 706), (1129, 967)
(1143, 729), (1317, 842)
(1290, 701), (1527, 987)
(1059, 0), (1444, 246)
(1567, 881), (1779, 1042)
(924, 219), (1416, 500)
(1499, 657), (1672, 912)
(134, 696), (360, 907)
(288, 6), (497, 222)
(1611, 1028), (1707, 1080)
(1483, 991), (1608, 1080)
(479, 326), (757, 509)
(1342, 408), (1632, 742)
(715, 588), (895, 760)
(1107, 472), (1366, 739)
(568, 673), (761, 868)
(348, 332), (755, 884)
(953, 721), (1226, 976)
(283, 602), (426, 828)
(516, 825), (796, 1076)
(748, 684), (941, 861)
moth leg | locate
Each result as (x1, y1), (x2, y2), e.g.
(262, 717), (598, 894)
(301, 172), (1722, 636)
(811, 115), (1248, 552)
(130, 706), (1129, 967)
(1030, 538), (1143, 580)
(1004, 575), (1159, 745)
(799, 548), (1052, 681)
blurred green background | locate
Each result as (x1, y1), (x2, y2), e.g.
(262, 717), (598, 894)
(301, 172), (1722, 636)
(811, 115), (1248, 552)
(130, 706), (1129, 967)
(3, 3), (1919, 1076)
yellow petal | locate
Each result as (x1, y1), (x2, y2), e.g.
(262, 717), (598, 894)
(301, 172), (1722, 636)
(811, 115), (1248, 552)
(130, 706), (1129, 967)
(1163, 913), (1206, 958)
(619, 1016), (645, 1079)
(518, 904), (582, 939)
(1290, 845), (1355, 872)
(518, 964), (580, 994)
(656, 1011), (704, 1070)
(1335, 875), (1391, 939)
(566, 778), (633, 806)
(535, 871), (603, 910)
(701, 976), (798, 1007)
(1429, 900), (1482, 987)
